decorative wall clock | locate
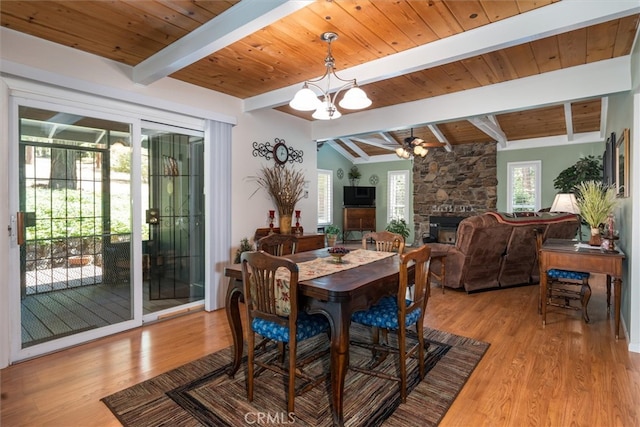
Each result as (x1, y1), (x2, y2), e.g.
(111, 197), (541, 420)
(252, 137), (303, 165)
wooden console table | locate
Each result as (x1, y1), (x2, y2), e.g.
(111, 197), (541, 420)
(539, 239), (625, 339)
(254, 227), (325, 252)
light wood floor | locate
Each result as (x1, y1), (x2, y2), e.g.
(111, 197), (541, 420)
(2, 279), (640, 426)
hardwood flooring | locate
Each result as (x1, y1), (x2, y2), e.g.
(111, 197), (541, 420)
(2, 278), (640, 426)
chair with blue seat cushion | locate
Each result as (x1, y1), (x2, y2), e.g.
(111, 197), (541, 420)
(241, 250), (329, 413)
(350, 244), (431, 403)
(535, 229), (591, 322)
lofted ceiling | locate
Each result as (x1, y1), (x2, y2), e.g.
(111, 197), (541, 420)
(2, 0), (639, 162)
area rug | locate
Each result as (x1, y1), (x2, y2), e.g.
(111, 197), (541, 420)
(102, 325), (489, 426)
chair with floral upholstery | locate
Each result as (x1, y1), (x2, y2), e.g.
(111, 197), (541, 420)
(350, 244), (431, 402)
(240, 250), (329, 413)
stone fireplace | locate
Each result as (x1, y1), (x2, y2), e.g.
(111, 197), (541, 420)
(413, 142), (498, 245)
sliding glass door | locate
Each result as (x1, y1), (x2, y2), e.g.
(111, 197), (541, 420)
(11, 103), (206, 361)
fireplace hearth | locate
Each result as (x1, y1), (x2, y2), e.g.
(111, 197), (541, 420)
(423, 216), (466, 244)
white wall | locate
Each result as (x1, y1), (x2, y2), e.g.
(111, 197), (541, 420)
(231, 110), (315, 253)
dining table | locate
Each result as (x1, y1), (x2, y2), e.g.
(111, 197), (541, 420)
(223, 248), (405, 427)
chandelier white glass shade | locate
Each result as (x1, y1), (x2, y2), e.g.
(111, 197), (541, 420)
(395, 130), (428, 159)
(289, 32), (372, 120)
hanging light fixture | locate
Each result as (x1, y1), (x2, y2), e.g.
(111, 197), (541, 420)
(289, 32), (372, 120)
(395, 129), (428, 159)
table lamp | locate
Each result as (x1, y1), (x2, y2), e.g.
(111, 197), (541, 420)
(550, 193), (582, 241)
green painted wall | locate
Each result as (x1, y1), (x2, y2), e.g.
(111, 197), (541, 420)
(496, 142), (604, 211)
(317, 145), (414, 243)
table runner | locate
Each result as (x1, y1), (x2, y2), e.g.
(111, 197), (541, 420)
(268, 249), (397, 316)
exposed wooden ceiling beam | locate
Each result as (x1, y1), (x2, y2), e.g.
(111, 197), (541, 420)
(133, 0), (312, 85)
(427, 125), (453, 153)
(338, 138), (370, 161)
(564, 103), (574, 141)
(469, 115), (507, 147)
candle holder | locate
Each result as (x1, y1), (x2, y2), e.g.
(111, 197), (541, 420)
(268, 210), (275, 234)
(294, 210), (302, 236)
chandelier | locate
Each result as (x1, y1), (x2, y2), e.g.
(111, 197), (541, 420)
(289, 32), (372, 120)
(395, 129), (429, 159)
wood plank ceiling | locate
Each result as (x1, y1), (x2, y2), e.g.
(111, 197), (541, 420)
(2, 0), (639, 161)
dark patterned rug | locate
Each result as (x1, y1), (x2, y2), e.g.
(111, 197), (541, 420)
(102, 324), (489, 426)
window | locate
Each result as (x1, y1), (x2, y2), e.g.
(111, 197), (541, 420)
(317, 169), (332, 225)
(507, 161), (541, 212)
(388, 170), (409, 222)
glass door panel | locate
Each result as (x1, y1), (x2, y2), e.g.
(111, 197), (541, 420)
(141, 126), (204, 314)
(18, 106), (134, 349)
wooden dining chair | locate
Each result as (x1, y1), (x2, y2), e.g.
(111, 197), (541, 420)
(350, 244), (431, 403)
(240, 250), (329, 413)
(362, 230), (405, 254)
(257, 233), (298, 256)
(535, 229), (591, 322)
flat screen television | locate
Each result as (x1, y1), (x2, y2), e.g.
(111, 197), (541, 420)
(344, 186), (375, 207)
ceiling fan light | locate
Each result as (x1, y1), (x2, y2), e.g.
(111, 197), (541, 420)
(413, 137), (424, 145)
(420, 147), (429, 157)
(395, 147), (405, 157)
(338, 86), (372, 110)
(289, 86), (320, 111)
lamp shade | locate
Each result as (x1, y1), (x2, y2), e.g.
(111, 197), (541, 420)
(312, 100), (341, 120)
(338, 87), (372, 110)
(550, 193), (580, 214)
(289, 86), (321, 111)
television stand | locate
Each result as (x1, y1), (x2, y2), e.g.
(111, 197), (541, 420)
(342, 207), (376, 242)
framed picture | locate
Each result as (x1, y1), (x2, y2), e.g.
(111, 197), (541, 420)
(616, 128), (630, 197)
(603, 132), (616, 187)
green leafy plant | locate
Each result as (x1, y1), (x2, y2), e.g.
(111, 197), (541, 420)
(553, 155), (603, 193)
(325, 224), (341, 235)
(575, 180), (618, 229)
(348, 166), (361, 180)
(385, 218), (410, 240)
(233, 237), (254, 264)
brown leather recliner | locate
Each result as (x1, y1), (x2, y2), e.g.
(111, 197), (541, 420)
(426, 212), (579, 292)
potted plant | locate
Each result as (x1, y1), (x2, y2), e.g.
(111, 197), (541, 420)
(553, 155), (602, 193)
(348, 166), (361, 186)
(325, 224), (341, 247)
(575, 180), (618, 246)
(255, 165), (305, 234)
(385, 218), (410, 240)
(233, 237), (253, 263)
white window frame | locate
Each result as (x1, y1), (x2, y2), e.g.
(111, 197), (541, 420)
(387, 170), (410, 222)
(317, 169), (333, 226)
(507, 160), (542, 213)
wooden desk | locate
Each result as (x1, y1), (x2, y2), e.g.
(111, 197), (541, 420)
(224, 249), (402, 426)
(539, 239), (625, 338)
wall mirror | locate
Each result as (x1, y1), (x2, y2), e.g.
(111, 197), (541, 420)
(616, 128), (630, 198)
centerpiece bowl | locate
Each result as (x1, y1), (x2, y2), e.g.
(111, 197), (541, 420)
(327, 247), (350, 263)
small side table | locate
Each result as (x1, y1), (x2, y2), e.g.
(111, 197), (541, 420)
(430, 252), (447, 294)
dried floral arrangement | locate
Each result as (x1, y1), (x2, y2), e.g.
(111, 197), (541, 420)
(575, 180), (618, 229)
(255, 165), (305, 216)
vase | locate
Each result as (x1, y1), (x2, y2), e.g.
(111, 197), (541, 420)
(279, 214), (293, 235)
(588, 227), (602, 246)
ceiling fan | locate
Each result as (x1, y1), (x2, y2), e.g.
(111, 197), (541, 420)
(395, 128), (428, 158)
